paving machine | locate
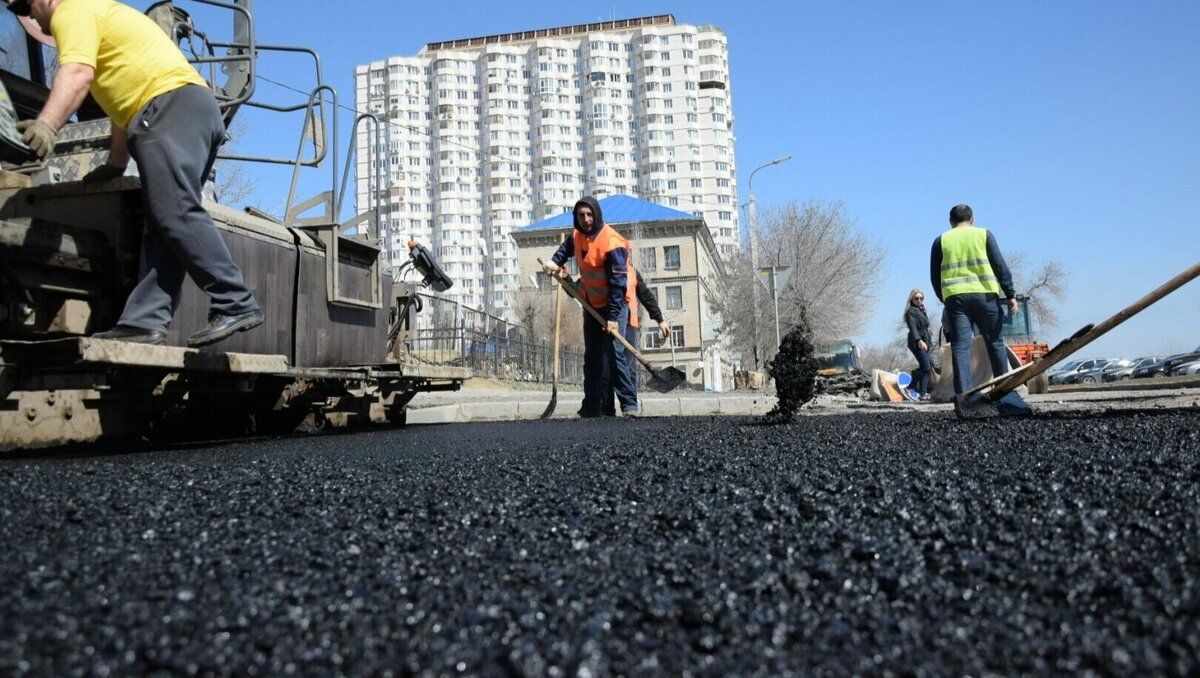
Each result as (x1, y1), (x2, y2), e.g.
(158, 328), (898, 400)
(0, 1), (468, 451)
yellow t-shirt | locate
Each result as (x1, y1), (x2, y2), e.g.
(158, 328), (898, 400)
(51, 0), (207, 129)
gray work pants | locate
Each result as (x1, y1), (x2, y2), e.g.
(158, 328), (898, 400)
(117, 84), (258, 331)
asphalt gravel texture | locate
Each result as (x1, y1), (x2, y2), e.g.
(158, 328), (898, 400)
(2, 408), (1199, 676)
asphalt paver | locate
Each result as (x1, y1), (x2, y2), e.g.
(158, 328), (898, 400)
(2, 409), (1198, 675)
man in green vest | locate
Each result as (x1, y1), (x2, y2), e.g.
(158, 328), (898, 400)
(930, 204), (1018, 394)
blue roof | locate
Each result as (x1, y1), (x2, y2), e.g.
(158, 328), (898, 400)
(517, 195), (698, 232)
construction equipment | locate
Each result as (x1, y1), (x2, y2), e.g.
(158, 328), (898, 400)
(538, 257), (686, 393)
(0, 2), (470, 451)
(955, 261), (1200, 419)
(1004, 295), (1050, 364)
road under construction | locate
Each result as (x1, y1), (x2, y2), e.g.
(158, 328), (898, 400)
(1, 395), (1196, 674)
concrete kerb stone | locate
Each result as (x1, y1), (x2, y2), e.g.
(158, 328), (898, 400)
(407, 393), (779, 424)
(678, 397), (721, 417)
(460, 400), (521, 421)
(406, 404), (463, 425)
(719, 396), (775, 416)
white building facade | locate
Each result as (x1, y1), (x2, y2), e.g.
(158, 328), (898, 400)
(354, 15), (738, 318)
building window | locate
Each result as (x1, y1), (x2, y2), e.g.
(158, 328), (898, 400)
(665, 286), (683, 310)
(645, 329), (665, 349)
(670, 325), (685, 348)
(663, 245), (681, 269)
(638, 247), (657, 272)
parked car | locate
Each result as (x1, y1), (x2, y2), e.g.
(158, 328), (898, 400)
(1133, 358), (1173, 378)
(1046, 359), (1085, 379)
(1170, 359), (1200, 376)
(1048, 358), (1113, 385)
(1133, 350), (1200, 378)
(1162, 349), (1200, 374)
(1103, 356), (1163, 382)
(1063, 359), (1130, 385)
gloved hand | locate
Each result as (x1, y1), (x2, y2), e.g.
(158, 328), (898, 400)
(15, 120), (57, 160)
(542, 261), (561, 276)
(658, 321), (670, 339)
(82, 163), (127, 183)
(606, 320), (620, 336)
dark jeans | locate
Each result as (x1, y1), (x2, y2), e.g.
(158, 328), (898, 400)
(944, 293), (1009, 394)
(119, 84), (258, 331)
(581, 304), (637, 416)
(908, 343), (931, 395)
(603, 322), (642, 414)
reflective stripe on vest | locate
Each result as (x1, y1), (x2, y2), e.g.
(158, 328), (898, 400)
(573, 225), (636, 312)
(940, 226), (1001, 299)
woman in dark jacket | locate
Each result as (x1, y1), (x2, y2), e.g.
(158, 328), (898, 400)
(904, 288), (933, 400)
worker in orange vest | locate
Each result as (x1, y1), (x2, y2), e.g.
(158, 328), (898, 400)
(605, 268), (670, 415)
(542, 197), (639, 417)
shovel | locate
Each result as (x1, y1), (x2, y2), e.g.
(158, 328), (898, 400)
(539, 269), (564, 419)
(538, 258), (687, 393)
(955, 260), (1200, 419)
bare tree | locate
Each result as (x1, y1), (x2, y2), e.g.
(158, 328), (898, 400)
(859, 336), (911, 374)
(214, 117), (257, 207)
(1006, 252), (1069, 334)
(514, 285), (584, 351)
(708, 200), (884, 367)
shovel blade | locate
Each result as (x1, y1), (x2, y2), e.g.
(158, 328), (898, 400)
(648, 366), (687, 393)
(954, 390), (1032, 420)
(539, 385), (558, 419)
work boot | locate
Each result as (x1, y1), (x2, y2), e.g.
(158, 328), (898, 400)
(92, 325), (167, 345)
(187, 308), (264, 348)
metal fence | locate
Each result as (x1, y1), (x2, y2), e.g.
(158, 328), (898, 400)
(406, 293), (584, 384)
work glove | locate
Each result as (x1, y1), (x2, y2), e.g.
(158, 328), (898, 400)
(82, 163), (127, 184)
(15, 119), (57, 160)
(606, 320), (620, 336)
(542, 261), (561, 276)
(658, 321), (670, 340)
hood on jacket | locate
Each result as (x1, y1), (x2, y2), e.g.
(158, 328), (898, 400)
(573, 196), (603, 236)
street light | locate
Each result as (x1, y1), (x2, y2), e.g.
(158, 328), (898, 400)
(747, 155), (791, 369)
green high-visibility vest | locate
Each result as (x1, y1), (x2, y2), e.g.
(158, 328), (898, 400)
(940, 226), (1001, 299)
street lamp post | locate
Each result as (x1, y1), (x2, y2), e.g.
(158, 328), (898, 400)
(747, 155), (791, 369)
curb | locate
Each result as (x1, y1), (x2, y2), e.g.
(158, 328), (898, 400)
(407, 396), (775, 424)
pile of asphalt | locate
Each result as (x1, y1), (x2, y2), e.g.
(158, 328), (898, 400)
(766, 323), (818, 422)
(2, 409), (1198, 675)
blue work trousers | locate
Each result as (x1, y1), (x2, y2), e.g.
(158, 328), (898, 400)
(603, 322), (642, 414)
(581, 304), (637, 416)
(944, 293), (1009, 394)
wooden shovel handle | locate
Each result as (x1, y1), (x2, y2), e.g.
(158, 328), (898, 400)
(537, 257), (656, 373)
(986, 260), (1200, 399)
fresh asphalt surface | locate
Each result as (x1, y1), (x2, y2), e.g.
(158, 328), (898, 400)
(2, 409), (1198, 675)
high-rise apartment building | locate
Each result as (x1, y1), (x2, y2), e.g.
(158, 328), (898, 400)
(354, 15), (738, 318)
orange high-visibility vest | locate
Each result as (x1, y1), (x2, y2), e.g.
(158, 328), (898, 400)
(628, 267), (641, 329)
(573, 226), (638, 320)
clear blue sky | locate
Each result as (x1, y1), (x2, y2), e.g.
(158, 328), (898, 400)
(169, 1), (1198, 359)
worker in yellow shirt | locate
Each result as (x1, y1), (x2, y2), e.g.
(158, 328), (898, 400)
(8, 0), (262, 347)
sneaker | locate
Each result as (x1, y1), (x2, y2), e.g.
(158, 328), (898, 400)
(621, 408), (641, 418)
(920, 394), (932, 402)
(187, 308), (264, 348)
